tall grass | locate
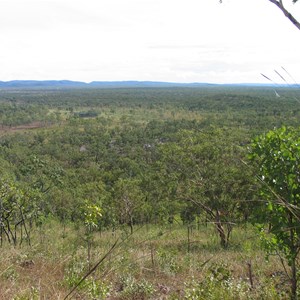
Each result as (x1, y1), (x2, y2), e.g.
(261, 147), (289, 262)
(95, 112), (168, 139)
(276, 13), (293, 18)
(0, 220), (290, 299)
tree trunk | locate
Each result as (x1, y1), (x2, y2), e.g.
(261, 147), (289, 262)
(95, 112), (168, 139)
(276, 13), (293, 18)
(129, 216), (133, 234)
(288, 211), (298, 300)
(215, 210), (228, 248)
(290, 258), (297, 300)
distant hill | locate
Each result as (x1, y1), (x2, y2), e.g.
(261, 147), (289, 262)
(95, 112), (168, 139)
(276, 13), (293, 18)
(0, 80), (218, 89)
(88, 81), (217, 88)
(0, 80), (87, 88)
(0, 80), (291, 89)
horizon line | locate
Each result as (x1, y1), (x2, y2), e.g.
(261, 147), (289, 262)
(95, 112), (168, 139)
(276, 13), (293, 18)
(0, 79), (294, 86)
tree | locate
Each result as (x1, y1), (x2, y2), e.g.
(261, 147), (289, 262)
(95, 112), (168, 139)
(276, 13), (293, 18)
(82, 201), (102, 270)
(157, 128), (251, 248)
(249, 126), (300, 300)
(0, 178), (40, 246)
(112, 178), (145, 234)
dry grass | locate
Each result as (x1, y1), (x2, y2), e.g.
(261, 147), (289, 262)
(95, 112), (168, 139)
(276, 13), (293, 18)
(0, 222), (291, 299)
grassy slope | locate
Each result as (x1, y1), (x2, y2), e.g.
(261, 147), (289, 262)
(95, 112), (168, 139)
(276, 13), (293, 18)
(0, 222), (289, 299)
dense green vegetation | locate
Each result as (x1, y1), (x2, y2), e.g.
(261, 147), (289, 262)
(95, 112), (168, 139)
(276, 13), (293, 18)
(0, 86), (300, 299)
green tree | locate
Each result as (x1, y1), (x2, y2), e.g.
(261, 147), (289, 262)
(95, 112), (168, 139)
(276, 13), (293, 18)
(82, 201), (102, 270)
(249, 126), (300, 300)
(113, 178), (145, 234)
(157, 128), (251, 247)
(0, 178), (40, 246)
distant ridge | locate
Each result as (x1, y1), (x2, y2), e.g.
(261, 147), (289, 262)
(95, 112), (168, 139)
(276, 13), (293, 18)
(88, 81), (217, 88)
(0, 80), (87, 88)
(0, 80), (292, 89)
(0, 80), (218, 89)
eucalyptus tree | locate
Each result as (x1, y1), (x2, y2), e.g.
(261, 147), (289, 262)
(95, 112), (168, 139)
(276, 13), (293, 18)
(156, 128), (252, 247)
(0, 178), (40, 246)
(112, 178), (146, 234)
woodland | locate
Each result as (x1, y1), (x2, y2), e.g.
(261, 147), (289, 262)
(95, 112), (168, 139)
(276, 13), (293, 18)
(1, 86), (300, 299)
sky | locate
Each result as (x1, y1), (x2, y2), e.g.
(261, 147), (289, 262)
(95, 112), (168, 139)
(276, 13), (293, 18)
(0, 0), (300, 84)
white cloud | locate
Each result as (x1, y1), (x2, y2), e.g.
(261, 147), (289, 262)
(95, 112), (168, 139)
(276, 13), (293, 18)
(0, 0), (299, 83)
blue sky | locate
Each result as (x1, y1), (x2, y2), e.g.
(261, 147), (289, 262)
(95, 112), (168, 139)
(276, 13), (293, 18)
(0, 0), (300, 83)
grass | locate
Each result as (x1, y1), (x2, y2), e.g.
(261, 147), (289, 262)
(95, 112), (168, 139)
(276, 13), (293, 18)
(0, 221), (291, 299)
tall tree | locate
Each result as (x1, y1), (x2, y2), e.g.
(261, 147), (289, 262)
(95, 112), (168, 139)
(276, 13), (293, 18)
(112, 178), (145, 234)
(157, 128), (251, 248)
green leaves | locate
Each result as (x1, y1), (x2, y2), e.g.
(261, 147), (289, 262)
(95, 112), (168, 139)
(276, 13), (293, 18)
(249, 125), (300, 292)
(0, 178), (41, 245)
(250, 126), (300, 200)
(83, 201), (102, 228)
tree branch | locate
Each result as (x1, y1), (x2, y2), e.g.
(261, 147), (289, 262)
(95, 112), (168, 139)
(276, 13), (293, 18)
(268, 0), (300, 30)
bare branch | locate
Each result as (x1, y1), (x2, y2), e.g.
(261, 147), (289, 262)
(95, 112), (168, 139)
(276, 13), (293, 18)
(268, 0), (300, 30)
(220, 1), (300, 30)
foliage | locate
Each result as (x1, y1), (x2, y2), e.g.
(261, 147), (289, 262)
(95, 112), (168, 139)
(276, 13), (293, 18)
(81, 201), (102, 269)
(249, 126), (300, 260)
(0, 87), (299, 233)
(155, 128), (253, 247)
(117, 275), (155, 299)
(0, 86), (299, 298)
(249, 126), (300, 299)
(0, 179), (40, 245)
(64, 256), (111, 299)
(82, 201), (102, 228)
